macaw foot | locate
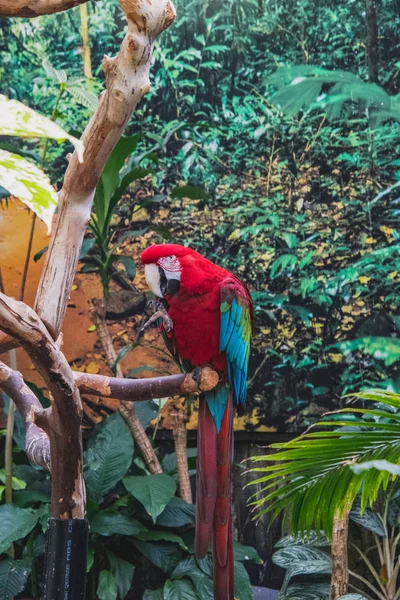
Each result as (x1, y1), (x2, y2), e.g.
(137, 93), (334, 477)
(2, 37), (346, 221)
(141, 300), (173, 333)
(191, 366), (202, 386)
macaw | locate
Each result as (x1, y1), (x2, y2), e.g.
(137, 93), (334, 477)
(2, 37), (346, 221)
(141, 243), (253, 600)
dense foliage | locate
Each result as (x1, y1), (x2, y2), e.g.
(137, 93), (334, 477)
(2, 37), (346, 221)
(3, 0), (398, 430)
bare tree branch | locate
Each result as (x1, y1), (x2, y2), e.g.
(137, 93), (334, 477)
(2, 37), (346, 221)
(0, 360), (50, 470)
(0, 292), (85, 518)
(0, 0), (91, 18)
(75, 368), (219, 401)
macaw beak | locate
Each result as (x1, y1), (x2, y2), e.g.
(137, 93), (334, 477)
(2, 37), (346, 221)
(144, 263), (181, 298)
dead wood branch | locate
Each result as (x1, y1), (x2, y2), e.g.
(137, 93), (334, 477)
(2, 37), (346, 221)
(75, 368), (219, 401)
(0, 0), (90, 17)
(170, 402), (192, 503)
(0, 292), (84, 518)
(0, 360), (51, 470)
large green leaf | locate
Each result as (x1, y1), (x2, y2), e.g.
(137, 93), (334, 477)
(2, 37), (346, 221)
(133, 541), (182, 573)
(163, 578), (198, 600)
(90, 510), (146, 537)
(280, 584), (331, 599)
(143, 589), (164, 600)
(248, 390), (400, 537)
(171, 558), (213, 599)
(350, 500), (385, 536)
(85, 413), (134, 503)
(0, 95), (83, 160)
(273, 546), (331, 593)
(156, 497), (195, 527)
(234, 560), (254, 600)
(0, 559), (30, 600)
(97, 570), (117, 600)
(136, 529), (187, 550)
(170, 185), (210, 200)
(0, 150), (58, 232)
(123, 474), (176, 522)
(339, 596), (368, 600)
(106, 551), (135, 599)
(0, 506), (40, 554)
(233, 542), (263, 564)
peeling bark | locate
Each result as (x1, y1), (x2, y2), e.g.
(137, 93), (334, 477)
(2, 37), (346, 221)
(0, 0), (90, 17)
(0, 292), (84, 518)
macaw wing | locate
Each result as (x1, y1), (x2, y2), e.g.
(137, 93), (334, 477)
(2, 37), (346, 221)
(219, 277), (253, 406)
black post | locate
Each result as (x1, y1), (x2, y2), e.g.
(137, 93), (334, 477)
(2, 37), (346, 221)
(43, 519), (89, 600)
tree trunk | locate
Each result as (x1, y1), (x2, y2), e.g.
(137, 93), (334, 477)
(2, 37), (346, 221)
(330, 511), (349, 600)
(79, 2), (92, 78)
(366, 0), (379, 84)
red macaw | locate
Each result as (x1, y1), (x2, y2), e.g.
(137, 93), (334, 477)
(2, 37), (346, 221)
(141, 243), (253, 600)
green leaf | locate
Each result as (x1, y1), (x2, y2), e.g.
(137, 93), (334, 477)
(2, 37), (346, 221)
(80, 237), (96, 259)
(0, 506), (40, 554)
(42, 58), (67, 84)
(143, 588), (164, 600)
(67, 86), (98, 110)
(333, 337), (400, 366)
(339, 596), (369, 600)
(0, 559), (30, 600)
(170, 185), (210, 200)
(33, 246), (48, 262)
(280, 584), (331, 599)
(111, 344), (135, 375)
(133, 541), (182, 573)
(106, 551), (135, 599)
(136, 529), (187, 550)
(90, 510), (146, 537)
(117, 255), (136, 281)
(270, 254), (297, 278)
(171, 557), (213, 598)
(163, 578), (198, 600)
(273, 547), (331, 592)
(233, 542), (263, 564)
(123, 474), (176, 522)
(0, 95), (83, 160)
(234, 560), (253, 600)
(349, 499), (385, 535)
(85, 413), (134, 502)
(0, 150), (58, 232)
(156, 497), (195, 527)
(97, 570), (117, 600)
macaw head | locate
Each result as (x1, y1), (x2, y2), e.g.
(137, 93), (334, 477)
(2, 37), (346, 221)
(141, 243), (196, 298)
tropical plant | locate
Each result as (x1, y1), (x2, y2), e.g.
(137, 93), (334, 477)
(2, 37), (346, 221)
(249, 390), (400, 537)
(272, 485), (400, 600)
(0, 406), (258, 599)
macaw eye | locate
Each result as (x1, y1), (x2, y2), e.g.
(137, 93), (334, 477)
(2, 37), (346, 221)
(157, 255), (182, 273)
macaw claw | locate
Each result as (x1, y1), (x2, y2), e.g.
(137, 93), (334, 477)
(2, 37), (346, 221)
(141, 303), (173, 333)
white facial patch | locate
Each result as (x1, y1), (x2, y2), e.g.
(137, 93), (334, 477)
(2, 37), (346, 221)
(144, 263), (163, 298)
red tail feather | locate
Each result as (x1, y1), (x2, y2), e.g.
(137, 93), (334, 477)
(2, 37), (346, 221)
(195, 396), (217, 558)
(195, 395), (235, 599)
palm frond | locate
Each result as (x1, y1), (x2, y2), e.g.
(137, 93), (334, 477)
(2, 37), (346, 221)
(248, 390), (400, 537)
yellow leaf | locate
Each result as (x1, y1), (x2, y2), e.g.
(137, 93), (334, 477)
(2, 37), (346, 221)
(71, 284), (78, 291)
(86, 361), (100, 374)
(228, 228), (241, 241)
(342, 305), (353, 314)
(358, 276), (370, 284)
(365, 237), (377, 244)
(328, 353), (343, 363)
(380, 225), (394, 237)
(88, 324), (96, 332)
(117, 329), (127, 336)
(389, 271), (397, 279)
